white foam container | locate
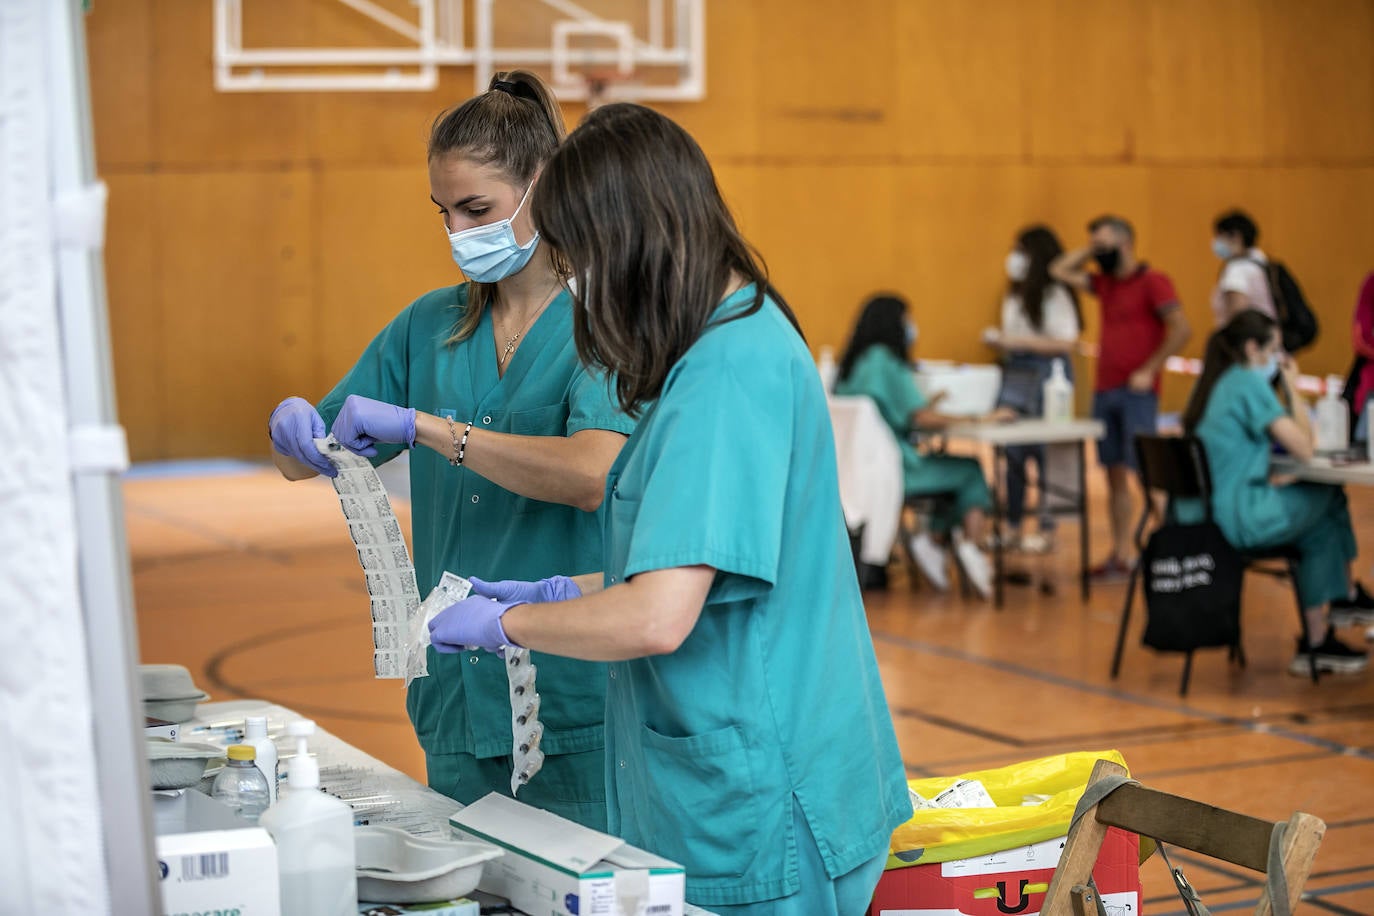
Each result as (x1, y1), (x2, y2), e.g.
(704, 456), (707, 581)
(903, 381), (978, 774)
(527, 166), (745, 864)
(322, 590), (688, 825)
(354, 825), (502, 904)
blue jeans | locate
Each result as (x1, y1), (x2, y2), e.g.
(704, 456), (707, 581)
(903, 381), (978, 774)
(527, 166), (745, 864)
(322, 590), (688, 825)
(1005, 443), (1056, 531)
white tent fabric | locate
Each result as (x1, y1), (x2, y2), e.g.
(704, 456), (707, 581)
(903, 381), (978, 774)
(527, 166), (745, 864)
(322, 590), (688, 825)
(0, 0), (111, 910)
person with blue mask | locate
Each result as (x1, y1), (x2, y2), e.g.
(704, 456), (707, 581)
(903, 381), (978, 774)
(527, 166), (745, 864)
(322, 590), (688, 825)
(833, 294), (1011, 597)
(266, 70), (635, 828)
(426, 104), (911, 915)
(1181, 309), (1370, 676)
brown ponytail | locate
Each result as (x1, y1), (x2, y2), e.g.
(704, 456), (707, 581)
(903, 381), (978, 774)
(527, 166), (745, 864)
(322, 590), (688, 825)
(430, 70), (566, 343)
(1181, 309), (1278, 433)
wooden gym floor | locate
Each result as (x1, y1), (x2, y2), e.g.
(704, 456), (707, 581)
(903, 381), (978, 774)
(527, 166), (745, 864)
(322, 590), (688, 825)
(127, 459), (1374, 914)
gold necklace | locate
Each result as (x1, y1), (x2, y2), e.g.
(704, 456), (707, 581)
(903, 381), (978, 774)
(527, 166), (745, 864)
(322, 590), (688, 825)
(496, 285), (560, 369)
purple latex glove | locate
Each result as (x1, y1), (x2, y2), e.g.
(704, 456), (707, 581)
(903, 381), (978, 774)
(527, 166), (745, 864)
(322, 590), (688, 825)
(268, 396), (338, 478)
(469, 575), (582, 605)
(330, 394), (417, 457)
(429, 594), (523, 654)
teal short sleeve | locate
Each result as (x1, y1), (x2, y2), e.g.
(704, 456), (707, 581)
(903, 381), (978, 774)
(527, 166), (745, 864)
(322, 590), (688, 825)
(567, 367), (637, 437)
(835, 346), (925, 435)
(1232, 369), (1286, 438)
(619, 360), (791, 601)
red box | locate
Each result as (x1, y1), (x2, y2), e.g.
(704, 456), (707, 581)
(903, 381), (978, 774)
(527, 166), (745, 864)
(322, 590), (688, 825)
(868, 827), (1140, 916)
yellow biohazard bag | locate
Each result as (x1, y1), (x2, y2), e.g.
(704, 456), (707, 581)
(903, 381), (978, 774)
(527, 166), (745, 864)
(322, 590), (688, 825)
(887, 750), (1132, 869)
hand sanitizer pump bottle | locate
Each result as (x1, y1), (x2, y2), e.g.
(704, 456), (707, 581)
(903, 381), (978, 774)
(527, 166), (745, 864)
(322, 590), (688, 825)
(259, 720), (356, 916)
(1042, 358), (1073, 423)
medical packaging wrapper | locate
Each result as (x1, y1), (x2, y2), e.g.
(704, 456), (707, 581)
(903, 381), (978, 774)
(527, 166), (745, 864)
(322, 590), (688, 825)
(449, 793), (685, 916)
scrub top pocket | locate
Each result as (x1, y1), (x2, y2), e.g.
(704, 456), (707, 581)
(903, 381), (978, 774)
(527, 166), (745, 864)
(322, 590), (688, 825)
(635, 722), (765, 881)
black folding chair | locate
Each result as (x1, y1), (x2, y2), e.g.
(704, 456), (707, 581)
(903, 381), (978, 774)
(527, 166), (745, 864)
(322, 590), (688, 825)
(1110, 434), (1318, 694)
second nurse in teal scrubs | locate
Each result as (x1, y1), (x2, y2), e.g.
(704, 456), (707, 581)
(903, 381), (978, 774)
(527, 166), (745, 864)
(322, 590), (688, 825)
(1181, 308), (1369, 676)
(267, 71), (634, 828)
(428, 104), (911, 914)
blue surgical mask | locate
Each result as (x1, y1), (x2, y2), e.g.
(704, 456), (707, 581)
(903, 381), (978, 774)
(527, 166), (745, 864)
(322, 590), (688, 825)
(904, 320), (918, 347)
(1211, 238), (1233, 260)
(448, 182), (539, 282)
(1251, 353), (1279, 379)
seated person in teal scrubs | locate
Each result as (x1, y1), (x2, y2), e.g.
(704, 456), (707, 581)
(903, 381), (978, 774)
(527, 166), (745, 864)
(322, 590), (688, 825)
(426, 104), (912, 915)
(833, 294), (1013, 598)
(267, 71), (635, 829)
(1182, 309), (1371, 676)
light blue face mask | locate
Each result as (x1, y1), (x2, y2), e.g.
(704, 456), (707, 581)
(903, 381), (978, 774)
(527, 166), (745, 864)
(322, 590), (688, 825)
(904, 319), (919, 347)
(1211, 237), (1233, 260)
(448, 182), (539, 282)
(1251, 352), (1279, 379)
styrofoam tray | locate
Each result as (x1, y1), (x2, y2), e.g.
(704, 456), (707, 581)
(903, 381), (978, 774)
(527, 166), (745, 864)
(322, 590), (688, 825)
(355, 825), (502, 903)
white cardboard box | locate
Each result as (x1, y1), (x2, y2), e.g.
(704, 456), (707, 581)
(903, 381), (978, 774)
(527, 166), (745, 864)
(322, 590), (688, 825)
(449, 793), (685, 916)
(154, 791), (281, 916)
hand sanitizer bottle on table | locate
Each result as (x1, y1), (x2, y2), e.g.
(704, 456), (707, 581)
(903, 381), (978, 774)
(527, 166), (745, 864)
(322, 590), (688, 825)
(259, 720), (356, 916)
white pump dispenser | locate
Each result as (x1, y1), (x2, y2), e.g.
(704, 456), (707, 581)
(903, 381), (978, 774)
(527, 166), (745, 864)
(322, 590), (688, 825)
(1315, 373), (1349, 453)
(1042, 358), (1073, 423)
(259, 720), (356, 916)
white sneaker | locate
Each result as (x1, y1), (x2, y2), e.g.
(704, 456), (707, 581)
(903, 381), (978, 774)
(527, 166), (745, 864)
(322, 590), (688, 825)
(955, 539), (993, 599)
(909, 533), (949, 591)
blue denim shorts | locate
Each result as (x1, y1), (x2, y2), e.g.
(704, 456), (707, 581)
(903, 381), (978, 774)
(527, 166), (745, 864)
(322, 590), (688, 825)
(1092, 386), (1159, 469)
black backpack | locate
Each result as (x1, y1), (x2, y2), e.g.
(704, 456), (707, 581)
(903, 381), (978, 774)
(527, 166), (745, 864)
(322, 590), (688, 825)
(1254, 257), (1319, 353)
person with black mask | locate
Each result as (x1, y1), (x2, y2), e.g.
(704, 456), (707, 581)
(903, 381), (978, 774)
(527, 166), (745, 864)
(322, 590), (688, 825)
(1051, 214), (1192, 580)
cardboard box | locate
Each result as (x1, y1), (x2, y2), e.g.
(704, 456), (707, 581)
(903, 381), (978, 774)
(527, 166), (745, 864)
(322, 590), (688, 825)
(449, 793), (685, 916)
(154, 790), (281, 916)
(868, 826), (1140, 916)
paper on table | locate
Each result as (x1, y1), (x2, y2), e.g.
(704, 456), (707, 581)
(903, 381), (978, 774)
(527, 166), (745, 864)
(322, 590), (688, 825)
(315, 436), (424, 681)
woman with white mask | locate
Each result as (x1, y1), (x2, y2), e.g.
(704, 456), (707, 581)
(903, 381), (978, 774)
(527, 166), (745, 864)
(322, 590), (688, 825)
(266, 70), (634, 829)
(983, 225), (1082, 553)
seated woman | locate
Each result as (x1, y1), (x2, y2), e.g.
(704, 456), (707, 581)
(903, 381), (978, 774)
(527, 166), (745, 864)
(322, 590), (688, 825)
(834, 293), (1011, 597)
(1182, 309), (1371, 675)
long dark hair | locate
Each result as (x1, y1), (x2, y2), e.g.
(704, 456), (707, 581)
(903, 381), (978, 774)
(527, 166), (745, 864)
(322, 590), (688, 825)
(531, 103), (801, 416)
(1010, 225), (1081, 332)
(837, 294), (908, 383)
(1181, 309), (1278, 433)
(429, 69), (566, 343)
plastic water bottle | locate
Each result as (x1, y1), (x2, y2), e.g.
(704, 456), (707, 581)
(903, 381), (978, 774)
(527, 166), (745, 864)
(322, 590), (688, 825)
(1314, 374), (1349, 453)
(211, 745), (271, 824)
(1042, 358), (1073, 423)
(259, 720), (357, 916)
(817, 345), (838, 394)
(244, 715), (278, 805)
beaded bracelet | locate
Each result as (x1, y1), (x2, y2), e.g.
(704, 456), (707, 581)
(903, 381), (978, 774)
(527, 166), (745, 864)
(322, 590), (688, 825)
(447, 419), (474, 467)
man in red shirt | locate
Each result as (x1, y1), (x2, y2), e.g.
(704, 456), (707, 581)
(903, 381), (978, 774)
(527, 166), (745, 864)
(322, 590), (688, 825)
(1052, 215), (1192, 578)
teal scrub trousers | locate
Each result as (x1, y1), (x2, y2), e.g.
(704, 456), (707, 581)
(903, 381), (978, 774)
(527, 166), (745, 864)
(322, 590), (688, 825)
(425, 747), (607, 830)
(904, 454), (992, 534)
(1242, 483), (1356, 609)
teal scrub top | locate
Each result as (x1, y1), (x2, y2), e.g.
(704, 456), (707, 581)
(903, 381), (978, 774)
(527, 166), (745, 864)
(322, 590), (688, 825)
(833, 345), (927, 481)
(319, 284), (636, 759)
(600, 288), (912, 907)
(1192, 365), (1288, 547)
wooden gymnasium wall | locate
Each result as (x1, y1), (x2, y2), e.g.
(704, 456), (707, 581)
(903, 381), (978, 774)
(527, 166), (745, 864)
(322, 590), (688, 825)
(89, 1), (1374, 460)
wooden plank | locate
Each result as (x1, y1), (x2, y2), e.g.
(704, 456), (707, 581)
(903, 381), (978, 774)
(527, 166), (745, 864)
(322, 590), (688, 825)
(1255, 812), (1326, 916)
(1042, 759), (1124, 910)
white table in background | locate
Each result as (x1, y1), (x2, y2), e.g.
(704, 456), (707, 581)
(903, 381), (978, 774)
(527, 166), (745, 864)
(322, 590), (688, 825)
(828, 395), (904, 568)
(1271, 455), (1374, 487)
(942, 418), (1105, 608)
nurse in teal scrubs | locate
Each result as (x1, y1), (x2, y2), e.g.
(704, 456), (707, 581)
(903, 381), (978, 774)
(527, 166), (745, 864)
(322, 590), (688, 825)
(833, 293), (1011, 597)
(1182, 309), (1369, 676)
(427, 104), (911, 914)
(267, 71), (634, 828)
